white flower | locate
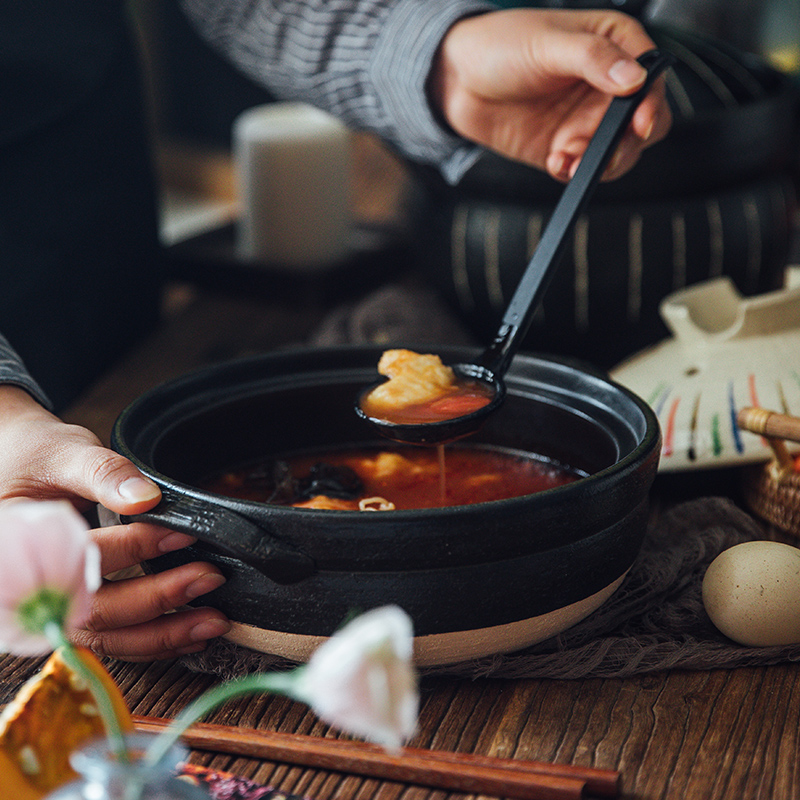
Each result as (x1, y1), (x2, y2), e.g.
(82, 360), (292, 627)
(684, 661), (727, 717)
(0, 501), (101, 655)
(292, 605), (419, 750)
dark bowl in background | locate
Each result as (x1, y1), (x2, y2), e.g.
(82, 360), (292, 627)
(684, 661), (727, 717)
(111, 345), (661, 665)
(411, 26), (800, 370)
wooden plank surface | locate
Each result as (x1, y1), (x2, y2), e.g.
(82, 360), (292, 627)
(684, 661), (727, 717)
(1, 138), (798, 796)
(4, 651), (798, 798)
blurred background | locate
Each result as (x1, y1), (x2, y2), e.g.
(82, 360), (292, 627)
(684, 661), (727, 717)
(4, 1), (796, 410)
(131, 0), (413, 248)
(132, 0), (800, 368)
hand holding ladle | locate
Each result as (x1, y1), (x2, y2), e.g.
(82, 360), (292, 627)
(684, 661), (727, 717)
(356, 49), (675, 445)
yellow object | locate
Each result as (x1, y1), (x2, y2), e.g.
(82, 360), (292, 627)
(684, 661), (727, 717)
(362, 349), (456, 416)
(0, 647), (133, 798)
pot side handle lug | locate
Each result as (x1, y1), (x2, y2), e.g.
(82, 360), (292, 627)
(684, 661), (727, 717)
(121, 493), (316, 584)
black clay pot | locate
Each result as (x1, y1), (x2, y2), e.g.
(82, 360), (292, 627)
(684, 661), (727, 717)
(111, 345), (660, 665)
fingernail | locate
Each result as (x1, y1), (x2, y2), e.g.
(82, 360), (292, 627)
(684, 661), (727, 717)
(117, 476), (161, 503)
(548, 152), (572, 181)
(189, 618), (232, 642)
(641, 119), (655, 141)
(158, 531), (197, 553)
(185, 572), (226, 600)
(609, 59), (646, 89)
(568, 157), (581, 180)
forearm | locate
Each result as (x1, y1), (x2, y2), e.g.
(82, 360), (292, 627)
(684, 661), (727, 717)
(180, 0), (495, 178)
(0, 334), (52, 410)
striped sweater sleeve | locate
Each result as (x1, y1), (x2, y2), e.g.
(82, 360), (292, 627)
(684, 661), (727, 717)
(0, 334), (52, 409)
(180, 0), (496, 183)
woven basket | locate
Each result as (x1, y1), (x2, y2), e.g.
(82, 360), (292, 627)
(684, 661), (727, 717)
(742, 464), (800, 538)
(738, 408), (800, 538)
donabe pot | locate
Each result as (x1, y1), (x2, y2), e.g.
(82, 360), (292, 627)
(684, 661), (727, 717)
(111, 346), (660, 665)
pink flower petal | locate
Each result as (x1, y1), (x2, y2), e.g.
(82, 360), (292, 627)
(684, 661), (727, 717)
(0, 501), (98, 656)
(296, 606), (418, 749)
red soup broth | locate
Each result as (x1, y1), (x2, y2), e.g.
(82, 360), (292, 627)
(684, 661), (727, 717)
(201, 446), (584, 510)
(360, 380), (493, 425)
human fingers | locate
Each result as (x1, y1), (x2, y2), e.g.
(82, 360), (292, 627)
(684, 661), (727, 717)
(0, 386), (162, 515)
(87, 561), (227, 633)
(543, 59), (671, 182)
(528, 9), (667, 95)
(438, 10), (656, 102)
(60, 436), (162, 517)
(631, 82), (672, 146)
(91, 522), (197, 576)
(432, 9), (671, 178)
(72, 561), (231, 661)
(598, 92), (671, 181)
(548, 112), (661, 184)
(72, 606), (231, 662)
(531, 15), (671, 181)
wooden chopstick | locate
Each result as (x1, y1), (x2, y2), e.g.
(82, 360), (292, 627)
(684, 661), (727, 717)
(134, 715), (620, 799)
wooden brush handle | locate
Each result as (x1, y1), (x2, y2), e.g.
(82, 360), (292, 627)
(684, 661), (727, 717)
(737, 407), (800, 443)
(737, 407), (800, 473)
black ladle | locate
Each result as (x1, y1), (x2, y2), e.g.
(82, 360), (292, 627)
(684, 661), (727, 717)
(357, 49), (675, 445)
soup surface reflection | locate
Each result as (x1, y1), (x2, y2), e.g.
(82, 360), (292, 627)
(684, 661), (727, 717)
(199, 446), (584, 510)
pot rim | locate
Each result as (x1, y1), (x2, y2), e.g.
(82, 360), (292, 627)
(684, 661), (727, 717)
(112, 344), (661, 520)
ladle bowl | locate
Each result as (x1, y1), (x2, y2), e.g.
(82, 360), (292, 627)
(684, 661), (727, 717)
(355, 363), (506, 445)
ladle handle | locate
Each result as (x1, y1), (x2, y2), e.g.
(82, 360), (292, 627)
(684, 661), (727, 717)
(480, 49), (675, 378)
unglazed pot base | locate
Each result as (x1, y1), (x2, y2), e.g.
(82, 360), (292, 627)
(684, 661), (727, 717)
(224, 572), (626, 667)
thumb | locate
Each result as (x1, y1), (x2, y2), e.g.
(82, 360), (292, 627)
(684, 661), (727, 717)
(81, 445), (162, 516)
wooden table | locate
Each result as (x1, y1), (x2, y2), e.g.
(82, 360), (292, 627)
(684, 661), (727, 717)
(2, 132), (798, 797)
(0, 273), (797, 800)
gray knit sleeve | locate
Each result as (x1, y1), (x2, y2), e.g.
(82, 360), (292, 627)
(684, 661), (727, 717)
(180, 0), (496, 182)
(0, 334), (53, 409)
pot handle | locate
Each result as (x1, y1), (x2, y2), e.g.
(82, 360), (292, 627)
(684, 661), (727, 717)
(122, 492), (316, 584)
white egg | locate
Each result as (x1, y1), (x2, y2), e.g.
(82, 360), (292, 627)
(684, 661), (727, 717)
(702, 540), (800, 647)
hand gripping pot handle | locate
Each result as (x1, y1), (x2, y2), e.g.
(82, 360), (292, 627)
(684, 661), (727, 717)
(122, 491), (316, 584)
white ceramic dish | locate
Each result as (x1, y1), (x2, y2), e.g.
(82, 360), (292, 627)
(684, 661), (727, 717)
(611, 277), (800, 472)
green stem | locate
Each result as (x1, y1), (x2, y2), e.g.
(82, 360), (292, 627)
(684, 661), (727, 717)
(143, 670), (303, 768)
(44, 622), (129, 764)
